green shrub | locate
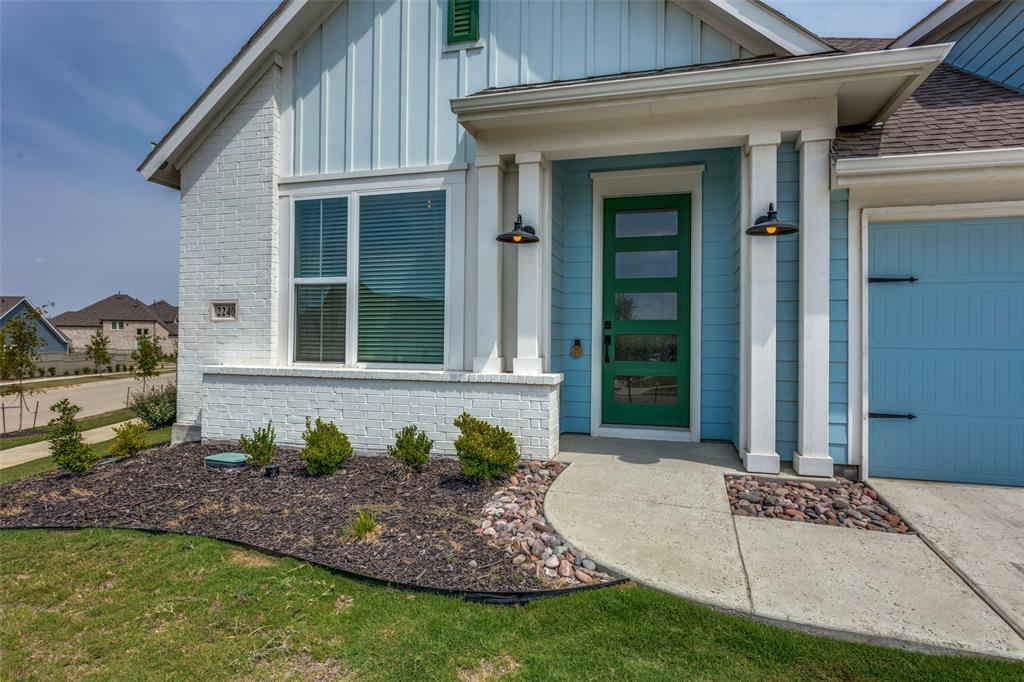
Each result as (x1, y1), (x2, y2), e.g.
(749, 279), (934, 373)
(342, 509), (377, 542)
(109, 421), (148, 457)
(48, 399), (92, 474)
(47, 367), (56, 377)
(301, 417), (352, 476)
(453, 412), (519, 480)
(387, 425), (433, 473)
(240, 421), (276, 466)
(73, 369), (80, 375)
(129, 383), (177, 428)
(106, 365), (113, 373)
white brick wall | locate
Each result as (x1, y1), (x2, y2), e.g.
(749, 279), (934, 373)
(177, 66), (281, 429)
(201, 366), (561, 460)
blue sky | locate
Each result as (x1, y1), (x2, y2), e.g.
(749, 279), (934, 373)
(1, 0), (940, 314)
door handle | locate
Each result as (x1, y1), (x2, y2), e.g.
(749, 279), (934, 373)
(869, 412), (917, 420)
(603, 334), (611, 363)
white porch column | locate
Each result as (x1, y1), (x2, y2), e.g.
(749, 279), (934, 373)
(473, 156), (505, 373)
(513, 151), (546, 375)
(742, 133), (780, 473)
(794, 132), (834, 476)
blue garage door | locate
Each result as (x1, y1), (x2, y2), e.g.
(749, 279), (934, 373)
(868, 217), (1024, 486)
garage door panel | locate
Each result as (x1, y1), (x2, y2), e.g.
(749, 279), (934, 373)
(869, 217), (1024, 486)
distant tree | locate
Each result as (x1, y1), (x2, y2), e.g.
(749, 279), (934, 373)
(131, 335), (163, 391)
(84, 330), (112, 373)
(0, 305), (47, 430)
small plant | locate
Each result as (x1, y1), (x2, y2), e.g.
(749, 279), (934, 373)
(301, 417), (352, 476)
(342, 509), (377, 542)
(73, 369), (80, 375)
(240, 421), (277, 466)
(84, 330), (112, 373)
(106, 365), (113, 373)
(47, 367), (56, 377)
(36, 367), (45, 377)
(109, 421), (149, 457)
(387, 425), (433, 473)
(83, 366), (92, 375)
(129, 383), (177, 428)
(48, 399), (91, 474)
(453, 412), (519, 480)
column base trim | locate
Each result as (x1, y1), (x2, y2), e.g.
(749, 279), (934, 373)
(743, 449), (780, 474)
(472, 356), (504, 374)
(512, 356), (544, 375)
(793, 451), (835, 478)
(171, 422), (201, 445)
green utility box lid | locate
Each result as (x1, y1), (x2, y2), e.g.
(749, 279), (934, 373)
(204, 452), (249, 468)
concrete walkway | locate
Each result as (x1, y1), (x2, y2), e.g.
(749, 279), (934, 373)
(546, 435), (1024, 660)
(0, 422), (130, 469)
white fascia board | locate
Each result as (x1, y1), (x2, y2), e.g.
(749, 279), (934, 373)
(834, 147), (1024, 186)
(139, 0), (313, 187)
(452, 44), (950, 118)
(685, 0), (833, 56)
(889, 0), (995, 48)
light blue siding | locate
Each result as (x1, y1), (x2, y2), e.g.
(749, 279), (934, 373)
(0, 300), (69, 353)
(775, 143), (799, 461)
(940, 0), (1024, 91)
(290, 0), (756, 177)
(829, 190), (849, 464)
(867, 217), (1024, 485)
(550, 148), (741, 442)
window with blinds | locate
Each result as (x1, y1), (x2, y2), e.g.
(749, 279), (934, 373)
(293, 197), (347, 362)
(447, 0), (479, 44)
(358, 191), (446, 364)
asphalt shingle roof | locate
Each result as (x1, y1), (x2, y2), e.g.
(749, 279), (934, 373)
(0, 296), (26, 318)
(52, 294), (166, 327)
(833, 63), (1024, 158)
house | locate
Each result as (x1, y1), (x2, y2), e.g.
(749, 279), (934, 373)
(140, 0), (1024, 487)
(0, 296), (70, 353)
(52, 294), (173, 352)
(149, 299), (180, 354)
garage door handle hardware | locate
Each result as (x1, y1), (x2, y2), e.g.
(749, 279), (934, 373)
(869, 412), (917, 420)
(868, 276), (918, 283)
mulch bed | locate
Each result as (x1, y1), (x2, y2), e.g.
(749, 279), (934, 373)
(0, 443), (609, 593)
(725, 475), (911, 533)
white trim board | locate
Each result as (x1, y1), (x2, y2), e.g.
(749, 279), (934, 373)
(589, 165), (704, 443)
(847, 199), (1024, 480)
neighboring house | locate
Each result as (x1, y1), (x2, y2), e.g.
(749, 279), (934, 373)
(0, 296), (70, 353)
(52, 294), (172, 352)
(149, 299), (180, 354)
(140, 0), (1024, 487)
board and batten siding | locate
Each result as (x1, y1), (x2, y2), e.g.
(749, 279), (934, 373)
(829, 189), (849, 464)
(288, 0), (753, 177)
(549, 148), (742, 442)
(940, 0), (1024, 91)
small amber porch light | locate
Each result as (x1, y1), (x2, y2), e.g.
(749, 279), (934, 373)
(746, 203), (798, 236)
(496, 214), (539, 244)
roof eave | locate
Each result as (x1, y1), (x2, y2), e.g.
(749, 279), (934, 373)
(889, 0), (996, 48)
(833, 147), (1024, 187)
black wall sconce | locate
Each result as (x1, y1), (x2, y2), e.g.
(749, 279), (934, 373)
(496, 214), (539, 244)
(746, 203), (798, 236)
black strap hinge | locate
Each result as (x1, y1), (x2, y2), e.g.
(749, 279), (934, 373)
(868, 276), (918, 284)
(869, 412), (917, 420)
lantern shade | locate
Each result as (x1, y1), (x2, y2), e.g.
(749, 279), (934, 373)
(497, 214), (539, 244)
(746, 203), (798, 236)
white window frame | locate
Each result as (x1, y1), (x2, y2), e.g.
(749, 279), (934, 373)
(280, 169), (466, 371)
(110, 320), (124, 330)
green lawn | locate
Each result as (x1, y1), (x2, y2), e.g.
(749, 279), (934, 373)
(0, 408), (138, 451)
(0, 529), (1018, 681)
(0, 426), (172, 484)
(0, 366), (176, 392)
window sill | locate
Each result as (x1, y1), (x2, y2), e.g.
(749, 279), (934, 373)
(442, 38), (484, 54)
(201, 364), (563, 386)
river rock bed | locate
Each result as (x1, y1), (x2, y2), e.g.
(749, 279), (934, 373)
(725, 475), (911, 533)
(477, 461), (611, 585)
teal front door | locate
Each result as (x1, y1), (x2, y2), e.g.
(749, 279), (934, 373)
(601, 194), (691, 428)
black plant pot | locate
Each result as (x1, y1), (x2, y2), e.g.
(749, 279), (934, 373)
(265, 464), (279, 478)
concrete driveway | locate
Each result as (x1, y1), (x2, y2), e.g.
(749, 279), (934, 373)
(546, 435), (1024, 660)
(871, 478), (1024, 638)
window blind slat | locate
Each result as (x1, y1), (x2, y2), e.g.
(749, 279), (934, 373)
(295, 284), (346, 362)
(358, 191), (446, 364)
(295, 197), (347, 278)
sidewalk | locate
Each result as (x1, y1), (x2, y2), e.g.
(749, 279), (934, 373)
(546, 435), (1024, 660)
(0, 421), (131, 470)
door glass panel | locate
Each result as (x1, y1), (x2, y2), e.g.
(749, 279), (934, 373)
(615, 250), (677, 279)
(614, 376), (678, 405)
(615, 292), (677, 320)
(615, 209), (678, 238)
(615, 334), (677, 362)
